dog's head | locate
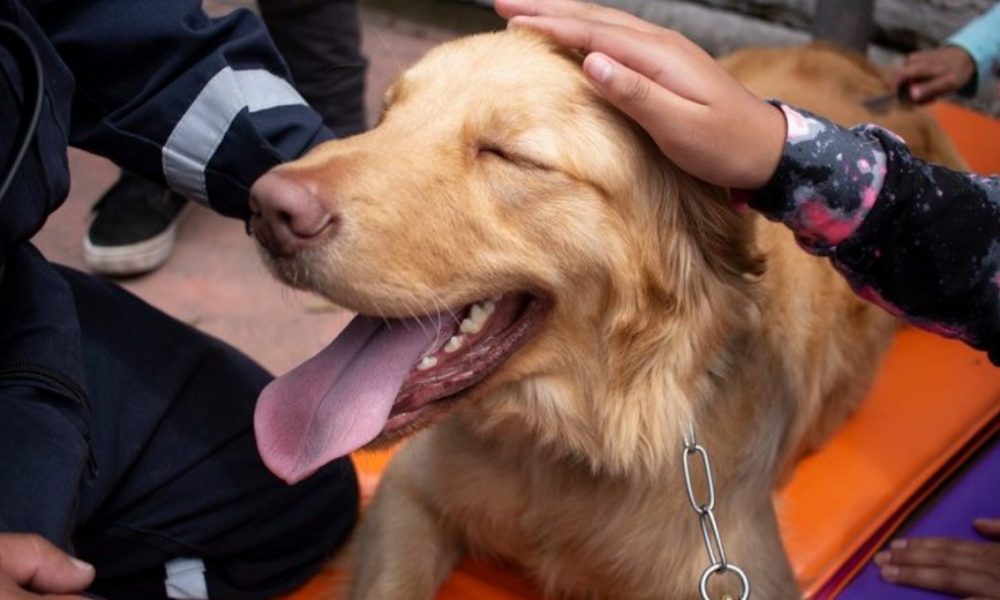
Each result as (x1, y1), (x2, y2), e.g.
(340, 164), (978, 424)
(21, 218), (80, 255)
(252, 30), (763, 483)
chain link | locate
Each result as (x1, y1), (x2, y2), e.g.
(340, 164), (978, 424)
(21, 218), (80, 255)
(682, 423), (750, 600)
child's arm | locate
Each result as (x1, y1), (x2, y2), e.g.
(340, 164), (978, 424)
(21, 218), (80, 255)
(749, 104), (1000, 360)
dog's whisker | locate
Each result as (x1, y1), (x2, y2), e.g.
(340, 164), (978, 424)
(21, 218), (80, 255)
(404, 289), (433, 339)
(423, 283), (459, 324)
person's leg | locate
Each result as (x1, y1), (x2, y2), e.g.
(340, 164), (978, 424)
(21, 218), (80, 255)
(258, 0), (368, 137)
(59, 268), (357, 599)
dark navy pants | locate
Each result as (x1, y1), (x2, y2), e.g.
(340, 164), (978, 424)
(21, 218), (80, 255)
(0, 246), (358, 599)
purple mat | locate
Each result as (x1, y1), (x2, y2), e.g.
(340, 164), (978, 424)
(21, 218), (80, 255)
(838, 433), (1000, 599)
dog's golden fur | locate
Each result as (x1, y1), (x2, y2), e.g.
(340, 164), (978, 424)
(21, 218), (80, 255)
(268, 34), (963, 599)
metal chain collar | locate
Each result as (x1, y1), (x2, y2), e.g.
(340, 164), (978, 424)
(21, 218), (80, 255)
(682, 423), (751, 600)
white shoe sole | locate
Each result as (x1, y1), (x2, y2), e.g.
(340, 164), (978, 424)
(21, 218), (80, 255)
(84, 222), (178, 276)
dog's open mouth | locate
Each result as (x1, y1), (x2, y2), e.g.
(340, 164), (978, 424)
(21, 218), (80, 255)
(254, 293), (549, 483)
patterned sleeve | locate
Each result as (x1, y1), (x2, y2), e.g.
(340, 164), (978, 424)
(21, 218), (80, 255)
(748, 103), (1000, 363)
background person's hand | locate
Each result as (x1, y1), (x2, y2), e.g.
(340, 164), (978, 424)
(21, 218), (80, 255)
(875, 517), (1000, 598)
(495, 0), (786, 191)
(895, 46), (976, 104)
(0, 534), (94, 599)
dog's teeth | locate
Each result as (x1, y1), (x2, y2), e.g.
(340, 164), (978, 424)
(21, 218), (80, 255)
(462, 301), (495, 334)
(460, 317), (482, 334)
(417, 356), (438, 371)
(444, 335), (465, 353)
(460, 300), (497, 334)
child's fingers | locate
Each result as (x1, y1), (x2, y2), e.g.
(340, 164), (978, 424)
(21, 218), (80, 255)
(877, 534), (1000, 598)
(509, 16), (709, 104)
(880, 564), (999, 597)
(496, 0), (661, 35)
(876, 540), (998, 575)
(974, 517), (1000, 539)
(581, 52), (689, 134)
(0, 534), (94, 594)
(895, 54), (935, 83)
(910, 73), (960, 103)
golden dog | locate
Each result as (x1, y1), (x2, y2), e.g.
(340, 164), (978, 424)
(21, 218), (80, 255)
(251, 33), (963, 599)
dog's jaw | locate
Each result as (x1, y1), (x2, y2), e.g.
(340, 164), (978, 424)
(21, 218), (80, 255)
(379, 292), (552, 439)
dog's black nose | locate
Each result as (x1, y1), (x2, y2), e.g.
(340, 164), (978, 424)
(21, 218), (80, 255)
(249, 171), (337, 258)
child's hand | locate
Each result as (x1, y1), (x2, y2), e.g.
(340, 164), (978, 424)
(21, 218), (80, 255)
(894, 46), (976, 104)
(875, 517), (1000, 598)
(0, 533), (94, 599)
(495, 0), (786, 190)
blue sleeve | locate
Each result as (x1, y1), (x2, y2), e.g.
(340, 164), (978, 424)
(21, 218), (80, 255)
(947, 4), (1000, 96)
(22, 0), (334, 219)
(749, 103), (1000, 363)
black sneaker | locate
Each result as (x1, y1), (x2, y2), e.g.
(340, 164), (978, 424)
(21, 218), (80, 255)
(84, 172), (188, 276)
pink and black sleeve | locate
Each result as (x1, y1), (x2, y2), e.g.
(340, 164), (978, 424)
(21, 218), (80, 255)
(749, 103), (1000, 364)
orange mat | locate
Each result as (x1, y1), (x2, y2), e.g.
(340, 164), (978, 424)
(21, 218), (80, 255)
(780, 329), (1000, 597)
(929, 102), (1000, 175)
(286, 103), (1000, 599)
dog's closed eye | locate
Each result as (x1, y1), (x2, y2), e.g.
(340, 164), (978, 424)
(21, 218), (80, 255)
(477, 142), (552, 173)
(477, 144), (512, 162)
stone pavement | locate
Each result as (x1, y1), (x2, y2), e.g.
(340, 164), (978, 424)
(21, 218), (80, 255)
(32, 2), (498, 375)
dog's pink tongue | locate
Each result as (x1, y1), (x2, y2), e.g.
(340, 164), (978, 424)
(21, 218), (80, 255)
(255, 313), (447, 484)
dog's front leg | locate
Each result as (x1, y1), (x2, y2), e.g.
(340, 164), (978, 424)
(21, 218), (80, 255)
(349, 472), (462, 600)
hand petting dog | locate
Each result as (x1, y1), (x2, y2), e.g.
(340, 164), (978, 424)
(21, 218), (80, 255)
(495, 0), (786, 191)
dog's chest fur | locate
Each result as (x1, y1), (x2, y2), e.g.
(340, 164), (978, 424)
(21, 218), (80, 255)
(402, 422), (726, 599)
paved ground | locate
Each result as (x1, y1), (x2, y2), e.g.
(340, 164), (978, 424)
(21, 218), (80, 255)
(32, 1), (498, 376)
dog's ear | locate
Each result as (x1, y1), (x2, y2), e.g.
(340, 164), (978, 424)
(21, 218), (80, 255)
(652, 158), (766, 305)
